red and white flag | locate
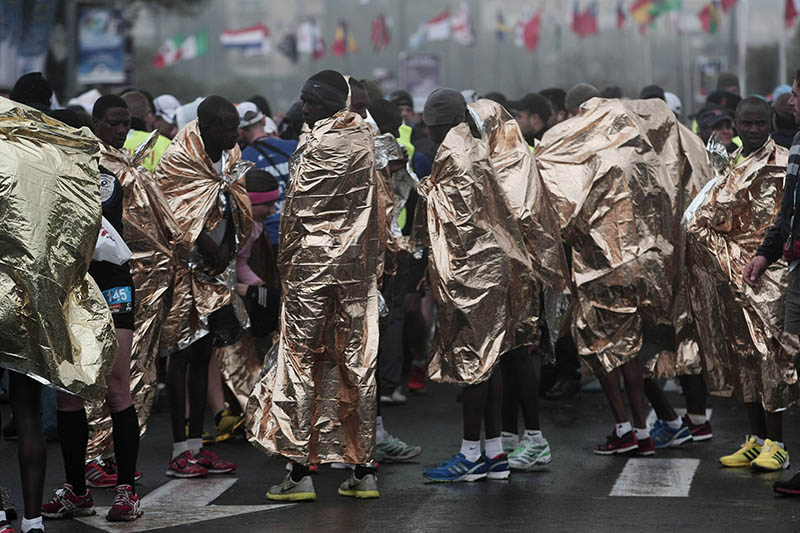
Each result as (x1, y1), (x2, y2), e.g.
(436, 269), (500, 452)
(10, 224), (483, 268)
(451, 3), (475, 46)
(426, 8), (451, 41)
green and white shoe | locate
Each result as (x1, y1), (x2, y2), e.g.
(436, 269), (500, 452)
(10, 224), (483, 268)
(376, 434), (422, 463)
(338, 473), (380, 499)
(266, 474), (316, 502)
(508, 437), (552, 471)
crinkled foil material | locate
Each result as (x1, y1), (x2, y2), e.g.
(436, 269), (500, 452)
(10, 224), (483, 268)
(535, 98), (712, 374)
(685, 138), (798, 410)
(0, 98), (117, 401)
(246, 111), (380, 464)
(86, 134), (179, 457)
(416, 122), (535, 385)
(216, 330), (262, 411)
(156, 120), (253, 354)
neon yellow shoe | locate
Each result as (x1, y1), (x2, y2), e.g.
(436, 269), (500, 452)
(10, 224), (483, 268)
(719, 435), (762, 467)
(751, 439), (790, 471)
(337, 472), (380, 499)
(214, 409), (245, 443)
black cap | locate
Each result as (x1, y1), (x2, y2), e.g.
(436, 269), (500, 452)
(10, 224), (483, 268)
(698, 105), (732, 131)
(639, 84), (665, 101)
(389, 89), (414, 110)
(508, 93), (552, 122)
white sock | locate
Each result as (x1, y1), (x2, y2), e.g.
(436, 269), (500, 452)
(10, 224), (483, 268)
(0, 510), (5, 522)
(172, 440), (189, 459)
(460, 439), (481, 462)
(753, 435), (765, 445)
(615, 422), (632, 436)
(187, 438), (203, 455)
(688, 413), (707, 425)
(376, 416), (386, 444)
(635, 427), (650, 440)
(523, 429), (545, 443)
(21, 516), (44, 532)
(665, 418), (682, 430)
(484, 437), (503, 459)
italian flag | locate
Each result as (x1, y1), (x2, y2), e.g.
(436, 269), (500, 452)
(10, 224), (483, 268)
(153, 29), (208, 69)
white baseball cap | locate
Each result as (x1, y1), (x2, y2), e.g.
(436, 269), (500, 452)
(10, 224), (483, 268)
(237, 101), (264, 128)
(153, 94), (180, 125)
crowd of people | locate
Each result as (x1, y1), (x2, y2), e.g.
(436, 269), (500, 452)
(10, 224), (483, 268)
(1, 66), (800, 533)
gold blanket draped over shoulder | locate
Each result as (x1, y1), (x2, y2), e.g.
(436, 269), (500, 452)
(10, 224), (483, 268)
(685, 138), (798, 411)
(86, 133), (179, 457)
(156, 120), (252, 354)
(535, 98), (712, 374)
(246, 111), (380, 465)
(0, 98), (117, 401)
(416, 122), (536, 385)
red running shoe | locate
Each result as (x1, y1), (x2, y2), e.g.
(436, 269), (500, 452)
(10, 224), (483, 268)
(194, 448), (237, 474)
(683, 415), (713, 442)
(86, 458), (143, 488)
(41, 484), (96, 518)
(106, 484), (142, 522)
(637, 436), (656, 456)
(593, 430), (638, 455)
(0, 520), (14, 533)
(407, 365), (426, 393)
(166, 451), (208, 478)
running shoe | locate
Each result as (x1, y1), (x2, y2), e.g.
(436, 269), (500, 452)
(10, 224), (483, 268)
(593, 430), (638, 455)
(85, 458), (117, 488)
(194, 448), (237, 474)
(214, 409), (245, 443)
(482, 453), (510, 480)
(407, 365), (426, 393)
(104, 458), (144, 483)
(774, 470), (800, 496)
(106, 484), (142, 522)
(683, 415), (713, 441)
(41, 484), (96, 519)
(338, 472), (380, 499)
(423, 453), (487, 482)
(376, 434), (422, 463)
(166, 451), (208, 478)
(508, 437), (552, 471)
(650, 420), (692, 449)
(719, 435), (762, 467)
(637, 436), (656, 456)
(751, 439), (790, 472)
(0, 487), (16, 520)
(0, 520), (13, 533)
(380, 387), (407, 406)
(501, 432), (520, 454)
(266, 474), (316, 502)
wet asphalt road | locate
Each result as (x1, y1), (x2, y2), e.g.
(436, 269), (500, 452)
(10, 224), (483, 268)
(2, 381), (800, 532)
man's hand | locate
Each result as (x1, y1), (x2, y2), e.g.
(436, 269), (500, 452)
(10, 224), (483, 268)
(743, 255), (769, 287)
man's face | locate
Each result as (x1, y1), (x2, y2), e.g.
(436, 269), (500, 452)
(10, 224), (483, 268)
(398, 105), (414, 125)
(712, 119), (734, 146)
(203, 112), (240, 153)
(154, 116), (177, 139)
(722, 85), (740, 96)
(736, 107), (771, 152)
(301, 92), (329, 127)
(513, 110), (544, 140)
(350, 88), (368, 119)
(93, 107), (130, 149)
(789, 80), (800, 123)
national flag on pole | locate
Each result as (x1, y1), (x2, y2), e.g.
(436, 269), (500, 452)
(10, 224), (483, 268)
(426, 8), (451, 41)
(787, 0), (799, 28)
(522, 10), (543, 52)
(649, 0), (682, 19)
(153, 29), (208, 68)
(698, 1), (720, 33)
(617, 0), (627, 28)
(580, 2), (599, 35)
(720, 0), (738, 12)
(312, 24), (326, 60)
(332, 20), (358, 56)
(495, 9), (510, 41)
(219, 24), (270, 56)
(571, 1), (582, 35)
(371, 14), (391, 52)
(451, 2), (475, 46)
(631, 0), (655, 25)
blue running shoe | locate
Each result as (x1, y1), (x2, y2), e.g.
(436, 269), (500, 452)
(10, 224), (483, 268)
(650, 419), (692, 449)
(482, 453), (510, 480)
(423, 453), (487, 482)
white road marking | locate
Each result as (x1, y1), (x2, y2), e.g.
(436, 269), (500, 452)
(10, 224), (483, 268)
(75, 478), (291, 532)
(610, 458), (701, 497)
(646, 408), (712, 427)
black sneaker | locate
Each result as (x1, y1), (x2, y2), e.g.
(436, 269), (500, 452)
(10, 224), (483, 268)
(774, 470), (800, 496)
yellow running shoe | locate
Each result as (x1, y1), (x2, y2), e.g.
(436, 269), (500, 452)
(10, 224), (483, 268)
(719, 435), (762, 467)
(751, 439), (790, 471)
(214, 409), (245, 443)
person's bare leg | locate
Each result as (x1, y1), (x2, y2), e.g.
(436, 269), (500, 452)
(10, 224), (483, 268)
(643, 378), (679, 421)
(10, 372), (45, 521)
(207, 352), (226, 416)
(599, 367), (627, 423)
(463, 381), (488, 441)
(483, 368), (503, 440)
(679, 374), (707, 417)
(621, 361), (647, 429)
(500, 356), (518, 434)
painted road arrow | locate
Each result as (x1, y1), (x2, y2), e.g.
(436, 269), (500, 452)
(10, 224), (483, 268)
(75, 477), (291, 532)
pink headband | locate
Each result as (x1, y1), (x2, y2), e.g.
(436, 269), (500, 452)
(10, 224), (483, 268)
(248, 189), (280, 205)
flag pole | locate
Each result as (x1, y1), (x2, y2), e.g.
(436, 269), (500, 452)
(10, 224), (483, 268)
(779, 3), (788, 86)
(736, 0), (748, 95)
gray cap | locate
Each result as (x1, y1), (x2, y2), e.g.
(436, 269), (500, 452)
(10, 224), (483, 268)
(423, 88), (466, 127)
(565, 83), (600, 113)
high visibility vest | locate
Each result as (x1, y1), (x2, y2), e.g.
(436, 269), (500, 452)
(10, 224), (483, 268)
(124, 130), (171, 171)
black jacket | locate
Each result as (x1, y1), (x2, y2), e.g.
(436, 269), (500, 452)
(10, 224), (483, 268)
(757, 132), (800, 263)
